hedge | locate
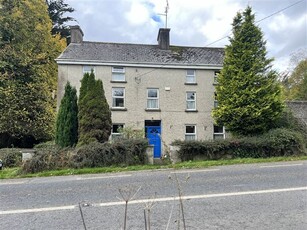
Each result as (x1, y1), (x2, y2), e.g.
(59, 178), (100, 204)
(172, 128), (305, 161)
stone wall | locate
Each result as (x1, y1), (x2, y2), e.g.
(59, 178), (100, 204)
(287, 101), (307, 126)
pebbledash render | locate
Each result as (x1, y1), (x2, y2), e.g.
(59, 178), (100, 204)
(56, 25), (225, 158)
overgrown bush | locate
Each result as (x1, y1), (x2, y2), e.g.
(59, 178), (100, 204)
(22, 144), (73, 173)
(0, 148), (22, 167)
(173, 128), (305, 161)
(71, 138), (148, 168)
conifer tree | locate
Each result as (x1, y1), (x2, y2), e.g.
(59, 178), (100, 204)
(55, 82), (78, 147)
(78, 72), (111, 145)
(213, 6), (284, 136)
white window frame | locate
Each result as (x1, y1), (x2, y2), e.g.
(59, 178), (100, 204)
(186, 70), (196, 83)
(147, 88), (159, 109)
(112, 87), (125, 108)
(186, 91), (196, 110)
(213, 125), (225, 140)
(111, 124), (124, 140)
(83, 66), (95, 74)
(185, 125), (196, 141)
(112, 67), (125, 82)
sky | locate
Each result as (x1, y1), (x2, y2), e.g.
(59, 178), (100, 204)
(66, 0), (307, 73)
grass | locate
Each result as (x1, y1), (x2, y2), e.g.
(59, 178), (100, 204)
(1, 155), (307, 179)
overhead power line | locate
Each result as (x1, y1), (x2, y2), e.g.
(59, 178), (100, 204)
(205, 0), (305, 47)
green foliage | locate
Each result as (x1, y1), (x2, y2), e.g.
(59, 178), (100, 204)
(0, 0), (65, 147)
(0, 148), (22, 167)
(71, 138), (148, 168)
(78, 72), (112, 146)
(282, 59), (307, 100)
(46, 0), (75, 41)
(21, 138), (148, 173)
(55, 82), (78, 147)
(118, 126), (144, 139)
(22, 144), (73, 173)
(212, 7), (284, 136)
(173, 128), (305, 161)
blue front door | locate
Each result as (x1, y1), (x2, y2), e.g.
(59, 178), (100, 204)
(147, 126), (161, 158)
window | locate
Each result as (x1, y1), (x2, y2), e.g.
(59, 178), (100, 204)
(214, 71), (219, 84)
(186, 70), (196, 83)
(186, 92), (196, 110)
(185, 125), (196, 141)
(213, 125), (225, 140)
(83, 66), (95, 74)
(147, 88), (159, 109)
(112, 87), (125, 108)
(112, 124), (124, 140)
(112, 67), (125, 81)
(214, 92), (218, 108)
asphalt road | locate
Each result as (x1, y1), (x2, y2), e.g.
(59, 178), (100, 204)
(0, 161), (306, 230)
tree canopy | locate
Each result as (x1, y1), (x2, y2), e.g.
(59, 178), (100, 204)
(46, 0), (75, 40)
(282, 59), (307, 100)
(0, 0), (65, 147)
(212, 6), (284, 136)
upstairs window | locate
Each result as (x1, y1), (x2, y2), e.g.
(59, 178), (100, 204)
(186, 92), (196, 110)
(214, 71), (219, 84)
(112, 67), (125, 81)
(213, 125), (225, 140)
(185, 125), (196, 141)
(112, 87), (125, 108)
(83, 66), (95, 74)
(147, 88), (159, 109)
(186, 70), (196, 83)
(214, 92), (218, 108)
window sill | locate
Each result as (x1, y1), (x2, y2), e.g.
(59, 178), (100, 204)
(110, 80), (127, 83)
(185, 82), (197, 85)
(111, 107), (127, 111)
(185, 109), (198, 112)
(145, 109), (161, 112)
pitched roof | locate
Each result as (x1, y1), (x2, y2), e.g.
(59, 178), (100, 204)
(57, 41), (224, 67)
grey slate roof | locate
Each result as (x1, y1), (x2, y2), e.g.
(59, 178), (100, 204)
(57, 41), (224, 66)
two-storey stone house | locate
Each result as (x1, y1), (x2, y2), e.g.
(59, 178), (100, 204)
(56, 26), (225, 158)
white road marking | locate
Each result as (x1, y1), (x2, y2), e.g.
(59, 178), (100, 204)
(0, 181), (26, 185)
(260, 163), (303, 168)
(1, 186), (306, 215)
(0, 205), (75, 215)
(76, 174), (131, 180)
(170, 169), (220, 174)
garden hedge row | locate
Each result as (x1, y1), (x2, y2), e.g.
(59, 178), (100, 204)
(173, 128), (306, 161)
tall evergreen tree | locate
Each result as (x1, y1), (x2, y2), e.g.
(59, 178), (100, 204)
(46, 0), (75, 40)
(55, 82), (78, 147)
(212, 6), (284, 136)
(0, 0), (65, 147)
(78, 72), (112, 146)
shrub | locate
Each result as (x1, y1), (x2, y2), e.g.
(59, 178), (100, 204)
(173, 128), (305, 161)
(70, 138), (148, 168)
(0, 148), (22, 167)
(22, 145), (73, 173)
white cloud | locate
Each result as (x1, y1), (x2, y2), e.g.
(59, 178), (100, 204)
(125, 2), (150, 26)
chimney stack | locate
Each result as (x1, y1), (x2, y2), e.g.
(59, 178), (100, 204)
(70, 25), (84, 43)
(157, 28), (170, 50)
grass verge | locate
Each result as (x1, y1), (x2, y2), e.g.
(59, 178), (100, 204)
(1, 155), (307, 179)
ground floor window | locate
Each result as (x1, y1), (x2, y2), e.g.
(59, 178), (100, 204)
(213, 125), (225, 140)
(185, 125), (196, 141)
(111, 124), (124, 140)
